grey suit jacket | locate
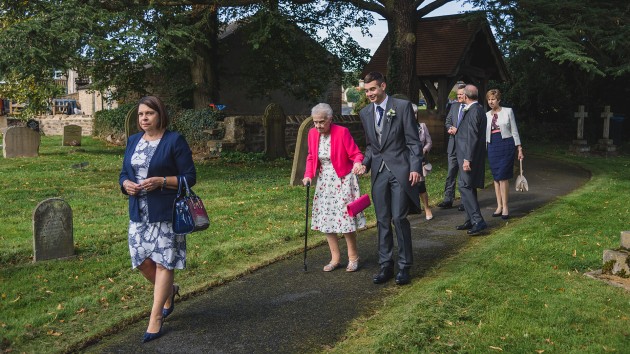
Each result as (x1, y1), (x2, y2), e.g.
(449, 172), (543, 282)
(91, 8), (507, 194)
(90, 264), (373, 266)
(454, 102), (487, 189)
(445, 102), (462, 155)
(360, 96), (422, 210)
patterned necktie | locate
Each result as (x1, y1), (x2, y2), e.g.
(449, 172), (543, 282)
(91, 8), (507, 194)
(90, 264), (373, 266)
(491, 113), (499, 130)
(456, 105), (465, 127)
(376, 106), (384, 127)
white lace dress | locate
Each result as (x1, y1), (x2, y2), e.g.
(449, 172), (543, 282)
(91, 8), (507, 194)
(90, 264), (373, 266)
(127, 138), (186, 270)
(311, 134), (366, 234)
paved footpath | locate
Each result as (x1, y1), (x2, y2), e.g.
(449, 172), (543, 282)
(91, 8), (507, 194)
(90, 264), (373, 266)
(85, 156), (589, 353)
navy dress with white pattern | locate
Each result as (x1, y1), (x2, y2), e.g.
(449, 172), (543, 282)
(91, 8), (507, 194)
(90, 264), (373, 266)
(128, 138), (186, 270)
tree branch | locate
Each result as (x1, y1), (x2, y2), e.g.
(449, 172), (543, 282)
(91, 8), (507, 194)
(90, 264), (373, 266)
(416, 0), (454, 18)
(343, 0), (387, 18)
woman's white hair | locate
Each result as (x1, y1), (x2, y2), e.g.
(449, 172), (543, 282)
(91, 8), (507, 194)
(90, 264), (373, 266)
(311, 103), (333, 119)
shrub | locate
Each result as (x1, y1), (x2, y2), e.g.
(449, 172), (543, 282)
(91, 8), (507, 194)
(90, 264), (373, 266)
(93, 103), (136, 137)
(171, 108), (225, 147)
(346, 87), (361, 103)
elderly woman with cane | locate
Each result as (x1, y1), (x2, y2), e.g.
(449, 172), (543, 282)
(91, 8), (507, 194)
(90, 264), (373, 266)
(303, 103), (366, 272)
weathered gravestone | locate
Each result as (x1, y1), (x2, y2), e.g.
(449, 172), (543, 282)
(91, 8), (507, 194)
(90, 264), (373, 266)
(62, 124), (82, 146)
(602, 231), (630, 278)
(595, 106), (617, 153)
(124, 105), (140, 143)
(0, 116), (7, 133)
(33, 198), (74, 262)
(262, 103), (288, 160)
(3, 126), (40, 158)
(569, 105), (590, 153)
(290, 116), (314, 186)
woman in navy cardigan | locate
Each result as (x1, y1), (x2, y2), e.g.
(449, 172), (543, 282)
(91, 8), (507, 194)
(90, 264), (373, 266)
(119, 96), (196, 343)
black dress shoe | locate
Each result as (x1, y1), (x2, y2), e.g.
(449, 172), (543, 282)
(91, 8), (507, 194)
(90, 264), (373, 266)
(395, 268), (411, 285)
(373, 267), (394, 284)
(456, 220), (473, 230)
(501, 214), (510, 220)
(492, 212), (502, 217)
(458, 204), (465, 211)
(467, 221), (488, 235)
(437, 201), (453, 209)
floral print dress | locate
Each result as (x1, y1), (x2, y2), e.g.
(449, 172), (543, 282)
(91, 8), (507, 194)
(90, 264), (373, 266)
(128, 138), (186, 270)
(311, 134), (366, 234)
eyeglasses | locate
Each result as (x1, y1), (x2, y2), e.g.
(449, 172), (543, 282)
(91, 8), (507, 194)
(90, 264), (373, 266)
(313, 120), (330, 126)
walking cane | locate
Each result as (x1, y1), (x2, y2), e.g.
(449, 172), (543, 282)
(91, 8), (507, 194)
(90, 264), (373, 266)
(303, 181), (310, 271)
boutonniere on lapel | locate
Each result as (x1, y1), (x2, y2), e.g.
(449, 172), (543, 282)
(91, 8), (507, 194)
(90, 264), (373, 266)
(463, 105), (470, 112)
(386, 108), (396, 122)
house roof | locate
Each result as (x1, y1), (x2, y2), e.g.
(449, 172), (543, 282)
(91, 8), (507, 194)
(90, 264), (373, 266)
(363, 13), (507, 81)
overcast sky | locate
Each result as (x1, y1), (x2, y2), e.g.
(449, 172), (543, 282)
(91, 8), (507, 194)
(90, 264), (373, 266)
(349, 1), (476, 55)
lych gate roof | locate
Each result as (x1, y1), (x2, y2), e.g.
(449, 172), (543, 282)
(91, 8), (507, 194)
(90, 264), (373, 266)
(363, 13), (507, 81)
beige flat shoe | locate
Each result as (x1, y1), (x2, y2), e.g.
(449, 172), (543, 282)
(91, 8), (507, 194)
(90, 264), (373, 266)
(346, 257), (360, 272)
(323, 262), (341, 272)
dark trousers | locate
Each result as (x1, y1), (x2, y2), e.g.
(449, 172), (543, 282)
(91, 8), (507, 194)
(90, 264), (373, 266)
(458, 175), (484, 225)
(443, 147), (458, 202)
(372, 169), (413, 270)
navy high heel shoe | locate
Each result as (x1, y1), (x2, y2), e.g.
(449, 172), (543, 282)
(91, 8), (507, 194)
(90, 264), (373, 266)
(142, 320), (163, 343)
(162, 284), (180, 319)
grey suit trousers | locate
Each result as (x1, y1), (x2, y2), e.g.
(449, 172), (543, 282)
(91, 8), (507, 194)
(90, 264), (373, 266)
(372, 168), (413, 269)
(443, 139), (458, 203)
(458, 174), (484, 225)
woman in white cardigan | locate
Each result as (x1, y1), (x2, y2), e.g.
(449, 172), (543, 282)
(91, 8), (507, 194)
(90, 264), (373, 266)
(485, 89), (524, 219)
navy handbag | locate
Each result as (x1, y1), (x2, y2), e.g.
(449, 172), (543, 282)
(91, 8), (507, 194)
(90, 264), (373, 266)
(172, 176), (209, 234)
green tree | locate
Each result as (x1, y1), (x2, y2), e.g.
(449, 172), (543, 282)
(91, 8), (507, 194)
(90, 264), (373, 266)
(470, 0), (630, 134)
(338, 0), (455, 101)
(0, 1), (372, 110)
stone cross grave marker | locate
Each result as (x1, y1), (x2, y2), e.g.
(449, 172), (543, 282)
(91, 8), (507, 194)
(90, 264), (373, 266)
(290, 116), (314, 186)
(570, 105), (590, 153)
(33, 198), (74, 262)
(574, 105), (587, 140)
(262, 103), (288, 160)
(596, 105), (616, 152)
(600, 106), (613, 140)
(62, 124), (83, 146)
(3, 126), (40, 158)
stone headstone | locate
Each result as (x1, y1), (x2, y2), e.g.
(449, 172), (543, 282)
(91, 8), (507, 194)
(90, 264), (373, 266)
(62, 124), (82, 146)
(33, 198), (74, 262)
(290, 116), (314, 186)
(602, 231), (630, 278)
(0, 116), (7, 133)
(262, 103), (288, 160)
(595, 106), (616, 153)
(3, 126), (40, 158)
(124, 105), (140, 143)
(570, 105), (590, 153)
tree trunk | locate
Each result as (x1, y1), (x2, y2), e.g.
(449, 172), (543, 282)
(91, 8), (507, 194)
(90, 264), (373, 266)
(386, 0), (418, 103)
(190, 5), (220, 109)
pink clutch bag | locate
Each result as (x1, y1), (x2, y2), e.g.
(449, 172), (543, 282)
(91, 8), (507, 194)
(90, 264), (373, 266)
(347, 194), (371, 217)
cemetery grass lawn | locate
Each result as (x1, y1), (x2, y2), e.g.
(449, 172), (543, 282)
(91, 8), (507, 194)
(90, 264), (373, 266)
(0, 136), (373, 353)
(1, 135), (628, 353)
(331, 144), (630, 353)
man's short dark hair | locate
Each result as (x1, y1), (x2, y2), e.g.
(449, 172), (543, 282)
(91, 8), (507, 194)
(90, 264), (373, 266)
(364, 72), (386, 86)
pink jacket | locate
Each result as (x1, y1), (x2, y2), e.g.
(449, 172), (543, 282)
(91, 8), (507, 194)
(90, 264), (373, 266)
(304, 123), (364, 179)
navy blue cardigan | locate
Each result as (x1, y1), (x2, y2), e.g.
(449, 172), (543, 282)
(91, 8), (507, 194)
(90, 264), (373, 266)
(119, 130), (196, 223)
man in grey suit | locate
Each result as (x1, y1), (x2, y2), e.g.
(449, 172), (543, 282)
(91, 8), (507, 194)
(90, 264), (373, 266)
(357, 72), (422, 285)
(454, 84), (488, 235)
(438, 84), (466, 210)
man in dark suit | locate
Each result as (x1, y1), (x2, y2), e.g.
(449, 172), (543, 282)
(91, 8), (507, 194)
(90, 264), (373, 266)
(455, 84), (488, 235)
(357, 72), (422, 285)
(438, 84), (466, 211)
